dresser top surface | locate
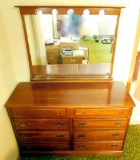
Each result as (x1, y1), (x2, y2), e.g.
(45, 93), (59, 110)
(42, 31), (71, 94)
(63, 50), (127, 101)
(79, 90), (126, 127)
(5, 81), (135, 108)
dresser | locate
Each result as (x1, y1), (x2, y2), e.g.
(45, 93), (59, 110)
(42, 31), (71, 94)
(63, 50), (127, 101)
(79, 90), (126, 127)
(5, 81), (135, 156)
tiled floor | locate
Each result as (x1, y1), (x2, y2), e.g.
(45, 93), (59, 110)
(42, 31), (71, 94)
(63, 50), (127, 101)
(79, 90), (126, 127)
(129, 81), (140, 124)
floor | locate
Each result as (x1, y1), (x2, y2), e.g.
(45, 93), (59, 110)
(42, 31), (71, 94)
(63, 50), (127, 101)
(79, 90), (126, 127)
(129, 81), (140, 124)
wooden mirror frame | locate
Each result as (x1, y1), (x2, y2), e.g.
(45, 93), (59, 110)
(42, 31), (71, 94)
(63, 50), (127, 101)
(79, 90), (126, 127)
(16, 6), (122, 82)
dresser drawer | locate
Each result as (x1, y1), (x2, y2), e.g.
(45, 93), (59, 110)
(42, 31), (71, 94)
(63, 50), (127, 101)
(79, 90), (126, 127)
(74, 130), (125, 141)
(75, 108), (130, 116)
(17, 131), (70, 143)
(73, 119), (128, 129)
(14, 119), (69, 130)
(21, 143), (70, 151)
(11, 109), (66, 117)
(74, 141), (123, 151)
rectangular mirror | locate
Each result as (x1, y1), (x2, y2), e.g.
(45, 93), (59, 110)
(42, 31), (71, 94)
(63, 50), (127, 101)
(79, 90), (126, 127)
(18, 6), (121, 82)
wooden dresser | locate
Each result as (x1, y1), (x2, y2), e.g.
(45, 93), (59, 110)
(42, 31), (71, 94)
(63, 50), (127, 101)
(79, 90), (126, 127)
(5, 81), (135, 156)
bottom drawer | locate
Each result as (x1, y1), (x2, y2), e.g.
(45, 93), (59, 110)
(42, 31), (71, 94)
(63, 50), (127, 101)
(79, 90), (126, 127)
(74, 141), (123, 151)
(21, 143), (70, 151)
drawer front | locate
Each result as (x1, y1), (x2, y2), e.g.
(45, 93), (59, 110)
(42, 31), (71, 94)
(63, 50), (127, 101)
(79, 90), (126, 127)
(74, 130), (125, 141)
(21, 143), (70, 151)
(47, 54), (61, 64)
(14, 119), (69, 130)
(74, 141), (123, 151)
(75, 108), (130, 116)
(11, 109), (66, 117)
(17, 131), (70, 143)
(73, 119), (128, 129)
(62, 57), (83, 64)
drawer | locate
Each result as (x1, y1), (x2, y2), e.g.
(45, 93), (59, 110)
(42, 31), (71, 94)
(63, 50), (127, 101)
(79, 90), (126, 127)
(74, 130), (125, 141)
(14, 119), (69, 130)
(47, 53), (61, 64)
(11, 109), (66, 117)
(73, 119), (128, 129)
(74, 108), (130, 116)
(17, 131), (70, 142)
(62, 56), (83, 64)
(74, 141), (123, 151)
(21, 143), (70, 151)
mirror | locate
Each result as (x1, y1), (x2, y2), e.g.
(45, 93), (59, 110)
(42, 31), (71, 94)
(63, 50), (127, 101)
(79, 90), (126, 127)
(18, 6), (121, 81)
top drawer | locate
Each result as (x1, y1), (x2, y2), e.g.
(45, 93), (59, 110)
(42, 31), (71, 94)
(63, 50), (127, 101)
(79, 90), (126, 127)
(11, 109), (66, 117)
(74, 108), (130, 116)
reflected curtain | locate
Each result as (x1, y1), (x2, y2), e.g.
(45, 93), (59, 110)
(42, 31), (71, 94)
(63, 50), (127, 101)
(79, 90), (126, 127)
(52, 9), (59, 38)
(32, 10), (47, 65)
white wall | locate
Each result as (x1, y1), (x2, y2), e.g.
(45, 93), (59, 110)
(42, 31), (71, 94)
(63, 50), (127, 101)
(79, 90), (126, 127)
(0, 5), (18, 160)
(0, 0), (140, 159)
(113, 6), (140, 84)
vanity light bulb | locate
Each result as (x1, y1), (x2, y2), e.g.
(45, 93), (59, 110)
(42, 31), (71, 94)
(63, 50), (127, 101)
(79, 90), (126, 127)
(83, 9), (90, 15)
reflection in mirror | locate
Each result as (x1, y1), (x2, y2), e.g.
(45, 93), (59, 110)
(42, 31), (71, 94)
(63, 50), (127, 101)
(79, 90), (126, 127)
(25, 9), (117, 64)
(21, 6), (120, 80)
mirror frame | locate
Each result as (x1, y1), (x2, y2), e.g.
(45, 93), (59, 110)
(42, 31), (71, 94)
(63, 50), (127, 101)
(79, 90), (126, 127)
(16, 6), (122, 82)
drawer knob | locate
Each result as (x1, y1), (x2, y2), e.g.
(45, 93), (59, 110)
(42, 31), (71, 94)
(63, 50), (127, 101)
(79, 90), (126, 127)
(56, 134), (65, 138)
(71, 59), (75, 62)
(78, 134), (86, 138)
(55, 122), (64, 127)
(119, 111), (123, 115)
(79, 145), (85, 149)
(111, 144), (118, 148)
(79, 122), (87, 127)
(20, 122), (27, 127)
(18, 111), (22, 115)
(114, 122), (123, 126)
(56, 112), (59, 115)
(81, 111), (85, 115)
(112, 134), (120, 138)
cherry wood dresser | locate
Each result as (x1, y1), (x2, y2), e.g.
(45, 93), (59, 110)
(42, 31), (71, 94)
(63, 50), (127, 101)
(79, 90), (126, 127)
(5, 81), (135, 156)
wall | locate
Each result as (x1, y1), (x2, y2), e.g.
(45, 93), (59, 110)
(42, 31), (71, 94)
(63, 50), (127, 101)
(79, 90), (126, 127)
(134, 68), (140, 100)
(0, 5), (18, 160)
(0, 0), (140, 159)
(113, 6), (140, 84)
